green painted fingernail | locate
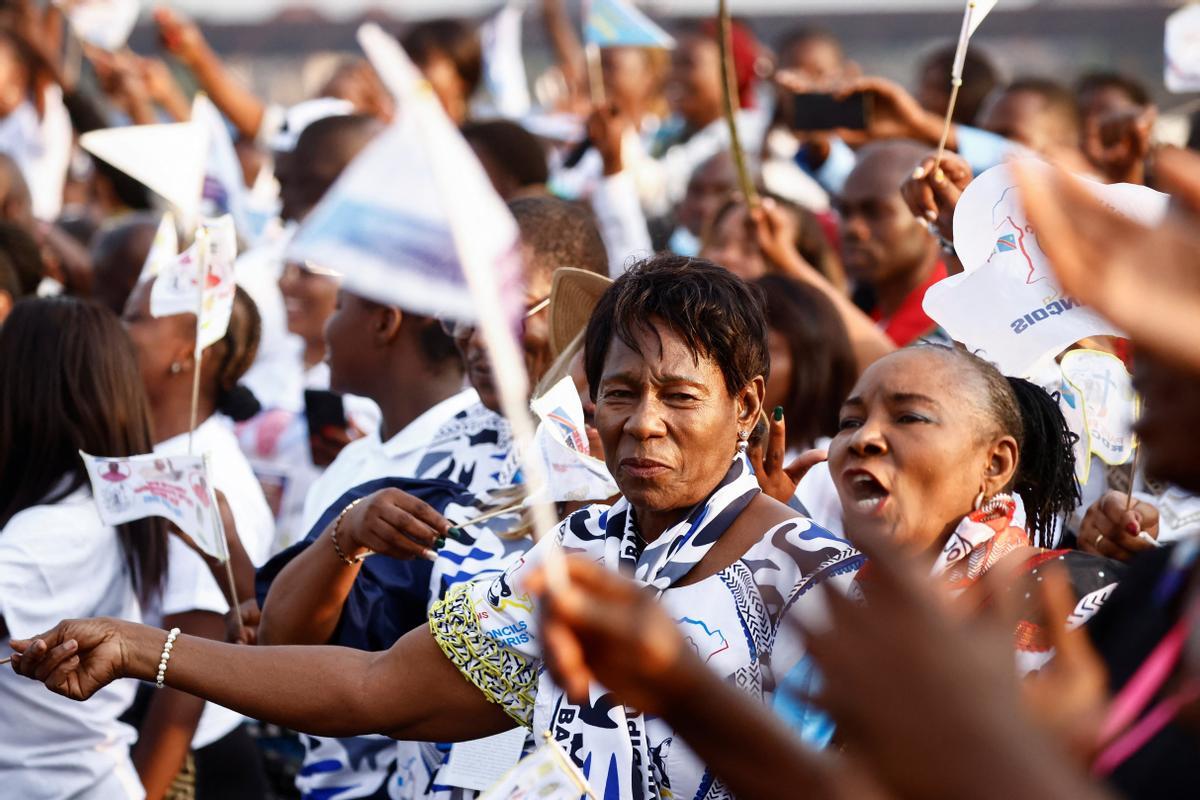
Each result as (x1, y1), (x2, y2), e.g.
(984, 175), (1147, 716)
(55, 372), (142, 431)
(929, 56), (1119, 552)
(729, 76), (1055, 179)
(435, 536), (446, 549)
(774, 406), (784, 421)
(447, 527), (466, 542)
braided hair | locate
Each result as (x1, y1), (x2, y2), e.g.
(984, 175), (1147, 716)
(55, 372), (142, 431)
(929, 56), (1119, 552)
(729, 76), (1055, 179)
(918, 344), (1080, 547)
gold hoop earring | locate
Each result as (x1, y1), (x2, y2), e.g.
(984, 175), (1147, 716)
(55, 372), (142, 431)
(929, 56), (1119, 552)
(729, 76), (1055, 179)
(973, 489), (986, 511)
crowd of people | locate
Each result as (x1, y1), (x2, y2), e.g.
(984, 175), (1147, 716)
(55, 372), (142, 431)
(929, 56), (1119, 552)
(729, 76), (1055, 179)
(0, 1), (1197, 799)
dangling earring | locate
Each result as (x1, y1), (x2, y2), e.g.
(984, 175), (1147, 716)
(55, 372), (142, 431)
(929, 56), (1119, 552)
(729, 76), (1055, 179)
(169, 362), (182, 375)
(736, 430), (749, 456)
(973, 489), (986, 511)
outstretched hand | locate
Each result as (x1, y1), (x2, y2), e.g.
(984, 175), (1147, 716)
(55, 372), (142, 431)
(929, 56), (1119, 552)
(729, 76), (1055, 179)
(9, 618), (137, 702)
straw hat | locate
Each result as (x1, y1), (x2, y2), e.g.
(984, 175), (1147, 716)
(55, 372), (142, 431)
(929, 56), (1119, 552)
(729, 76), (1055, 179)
(549, 267), (613, 358)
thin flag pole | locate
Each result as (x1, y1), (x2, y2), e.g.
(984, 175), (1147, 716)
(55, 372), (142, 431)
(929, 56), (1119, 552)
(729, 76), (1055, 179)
(933, 0), (978, 172)
(717, 0), (758, 208)
(186, 227), (210, 457)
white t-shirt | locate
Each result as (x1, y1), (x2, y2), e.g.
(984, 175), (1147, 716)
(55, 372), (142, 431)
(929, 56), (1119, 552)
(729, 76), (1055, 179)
(0, 488), (145, 799)
(299, 388), (478, 535)
(0, 87), (73, 220)
(154, 415), (275, 749)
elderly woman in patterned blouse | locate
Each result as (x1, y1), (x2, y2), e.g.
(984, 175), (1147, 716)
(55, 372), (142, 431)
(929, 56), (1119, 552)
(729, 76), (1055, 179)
(10, 256), (861, 800)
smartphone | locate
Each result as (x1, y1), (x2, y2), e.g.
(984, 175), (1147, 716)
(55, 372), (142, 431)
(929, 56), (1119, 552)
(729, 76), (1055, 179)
(304, 389), (347, 439)
(790, 92), (871, 131)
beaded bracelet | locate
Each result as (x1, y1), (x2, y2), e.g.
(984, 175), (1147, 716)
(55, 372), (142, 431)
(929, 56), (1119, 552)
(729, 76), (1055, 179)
(331, 497), (368, 565)
(155, 627), (180, 689)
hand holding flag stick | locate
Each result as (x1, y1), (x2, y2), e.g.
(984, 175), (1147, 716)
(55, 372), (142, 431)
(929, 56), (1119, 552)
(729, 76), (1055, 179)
(716, 0), (758, 209)
(933, 0), (997, 172)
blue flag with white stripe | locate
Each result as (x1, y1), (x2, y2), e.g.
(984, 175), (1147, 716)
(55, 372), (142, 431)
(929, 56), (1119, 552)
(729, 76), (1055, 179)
(584, 0), (675, 49)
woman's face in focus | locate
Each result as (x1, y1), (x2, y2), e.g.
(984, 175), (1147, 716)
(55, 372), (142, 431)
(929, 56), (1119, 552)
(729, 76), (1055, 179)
(701, 206), (767, 281)
(594, 319), (762, 520)
(828, 349), (1017, 553)
(121, 278), (194, 405)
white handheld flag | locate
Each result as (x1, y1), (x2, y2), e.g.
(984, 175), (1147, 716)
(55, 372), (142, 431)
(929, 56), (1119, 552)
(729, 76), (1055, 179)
(584, 0), (675, 49)
(478, 734), (596, 799)
(480, 2), (532, 119)
(193, 94), (253, 242)
(291, 25), (523, 328)
(1166, 6), (1200, 93)
(531, 377), (618, 503)
(81, 121), (209, 228)
(151, 215), (238, 350)
(55, 0), (140, 51)
(80, 451), (227, 560)
(1060, 349), (1139, 467)
(924, 160), (1172, 377)
(139, 211), (179, 281)
(951, 0), (999, 80)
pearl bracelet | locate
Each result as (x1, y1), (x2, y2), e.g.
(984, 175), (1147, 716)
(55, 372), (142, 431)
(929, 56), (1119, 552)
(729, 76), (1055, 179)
(155, 627), (181, 689)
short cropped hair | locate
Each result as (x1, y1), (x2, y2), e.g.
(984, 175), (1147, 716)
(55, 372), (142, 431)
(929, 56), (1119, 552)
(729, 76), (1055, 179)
(462, 119), (549, 189)
(584, 255), (770, 399)
(508, 196), (608, 278)
(1074, 71), (1151, 108)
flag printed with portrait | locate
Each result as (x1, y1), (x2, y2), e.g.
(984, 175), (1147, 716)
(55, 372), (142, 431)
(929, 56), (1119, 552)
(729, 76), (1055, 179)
(530, 377), (618, 503)
(477, 735), (596, 800)
(1060, 349), (1139, 467)
(150, 215), (238, 350)
(584, 0), (675, 49)
(923, 160), (1168, 377)
(80, 451), (227, 560)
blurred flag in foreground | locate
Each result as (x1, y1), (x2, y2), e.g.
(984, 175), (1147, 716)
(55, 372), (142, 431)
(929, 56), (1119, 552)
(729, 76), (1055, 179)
(80, 120), (209, 228)
(584, 0), (675, 49)
(80, 451), (227, 560)
(150, 215), (238, 350)
(288, 24), (523, 330)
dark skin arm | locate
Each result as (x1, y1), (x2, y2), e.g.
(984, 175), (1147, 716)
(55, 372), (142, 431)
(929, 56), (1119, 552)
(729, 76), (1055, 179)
(527, 557), (885, 800)
(132, 610), (226, 800)
(258, 488), (449, 646)
(10, 616), (514, 742)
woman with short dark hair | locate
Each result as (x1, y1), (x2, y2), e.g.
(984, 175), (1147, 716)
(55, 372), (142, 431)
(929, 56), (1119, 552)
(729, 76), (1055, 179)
(0, 296), (167, 798)
(12, 256), (860, 800)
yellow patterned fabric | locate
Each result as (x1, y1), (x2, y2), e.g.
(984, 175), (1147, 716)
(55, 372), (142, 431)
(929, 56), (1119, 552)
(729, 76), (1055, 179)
(428, 582), (538, 728)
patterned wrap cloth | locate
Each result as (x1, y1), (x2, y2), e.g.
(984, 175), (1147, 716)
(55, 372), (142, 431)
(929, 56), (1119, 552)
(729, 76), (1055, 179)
(429, 454), (864, 799)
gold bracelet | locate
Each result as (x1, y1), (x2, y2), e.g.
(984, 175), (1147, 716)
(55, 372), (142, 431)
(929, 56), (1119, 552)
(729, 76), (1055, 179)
(331, 497), (367, 565)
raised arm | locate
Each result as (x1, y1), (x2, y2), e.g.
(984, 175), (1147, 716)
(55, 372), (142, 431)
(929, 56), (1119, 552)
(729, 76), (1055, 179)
(154, 7), (265, 140)
(9, 615), (514, 743)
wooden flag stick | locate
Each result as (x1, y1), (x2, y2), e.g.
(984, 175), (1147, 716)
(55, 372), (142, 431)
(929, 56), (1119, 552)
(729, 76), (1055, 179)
(456, 499), (526, 529)
(931, 79), (961, 173)
(1125, 443), (1142, 513)
(585, 43), (606, 107)
(0, 656), (10, 666)
(186, 227), (210, 456)
(934, 0), (977, 172)
(205, 454), (247, 643)
(716, 0), (758, 209)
